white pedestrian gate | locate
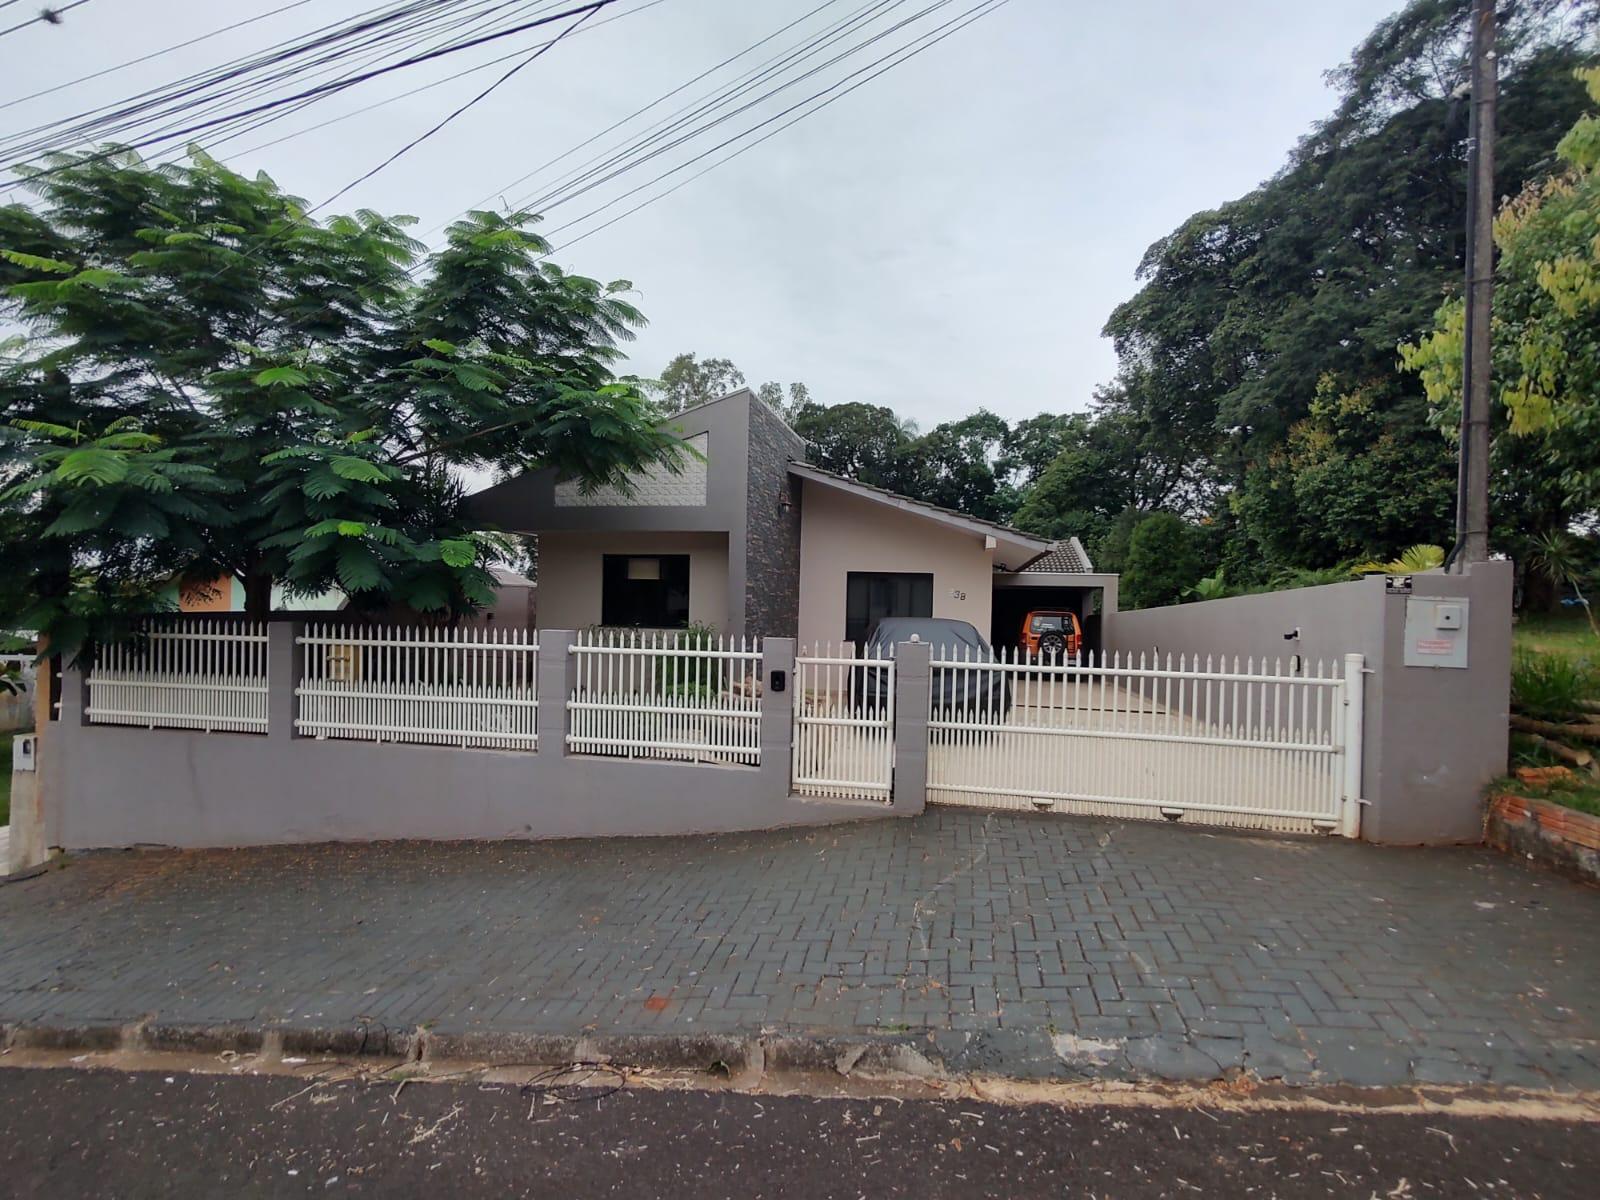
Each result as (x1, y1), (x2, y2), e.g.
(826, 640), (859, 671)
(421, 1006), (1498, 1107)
(792, 647), (895, 801)
(925, 649), (1364, 836)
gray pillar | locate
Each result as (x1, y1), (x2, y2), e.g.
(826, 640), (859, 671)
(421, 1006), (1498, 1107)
(891, 639), (931, 814)
(8, 733), (46, 873)
(760, 637), (796, 780)
(537, 629), (574, 755)
(267, 621), (303, 743)
(59, 661), (88, 727)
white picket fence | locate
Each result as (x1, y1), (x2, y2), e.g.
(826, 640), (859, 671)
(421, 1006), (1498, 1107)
(926, 648), (1363, 835)
(87, 621), (270, 733)
(294, 624), (538, 750)
(792, 646), (896, 802)
(567, 630), (763, 766)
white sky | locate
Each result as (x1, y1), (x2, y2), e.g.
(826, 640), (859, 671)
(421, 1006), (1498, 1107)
(2, 0), (1403, 427)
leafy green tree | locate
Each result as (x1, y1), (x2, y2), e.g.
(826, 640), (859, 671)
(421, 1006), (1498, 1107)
(1230, 377), (1455, 569)
(649, 352), (746, 415)
(756, 379), (811, 422)
(789, 400), (920, 492)
(900, 409), (1013, 521)
(1099, 1), (1592, 575)
(0, 150), (677, 654)
(1403, 64), (1600, 564)
(1122, 512), (1204, 610)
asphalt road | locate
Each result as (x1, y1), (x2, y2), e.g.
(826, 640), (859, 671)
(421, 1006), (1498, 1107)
(0, 1065), (1593, 1198)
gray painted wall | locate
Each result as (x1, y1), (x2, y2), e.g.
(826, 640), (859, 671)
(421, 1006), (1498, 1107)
(1104, 561), (1512, 844)
(464, 390), (757, 636)
(40, 627), (922, 851)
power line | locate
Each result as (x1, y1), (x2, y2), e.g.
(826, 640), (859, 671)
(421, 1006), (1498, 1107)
(548, 0), (1013, 251)
(3, 1), (615, 186)
(434, 0), (856, 234)
(0, 0), (465, 164)
(210, 0), (670, 165)
(0, 0), (96, 41)
(309, 2), (612, 214)
(0, 0), (319, 114)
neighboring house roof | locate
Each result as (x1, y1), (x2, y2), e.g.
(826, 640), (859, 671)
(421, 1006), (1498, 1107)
(1016, 538), (1095, 574)
(786, 462), (1052, 571)
(490, 566), (534, 588)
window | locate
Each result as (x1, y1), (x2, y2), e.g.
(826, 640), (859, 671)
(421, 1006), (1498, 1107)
(1029, 614), (1065, 633)
(845, 572), (933, 645)
(602, 555), (690, 628)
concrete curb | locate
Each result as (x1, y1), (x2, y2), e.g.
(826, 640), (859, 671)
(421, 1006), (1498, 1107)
(2, 1018), (1592, 1093)
(0, 1019), (941, 1081)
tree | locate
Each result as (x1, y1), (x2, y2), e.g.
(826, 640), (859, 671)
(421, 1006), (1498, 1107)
(756, 379), (811, 422)
(788, 400), (920, 492)
(1122, 513), (1203, 610)
(1230, 376), (1456, 569)
(1098, 1), (1592, 577)
(1402, 64), (1600, 558)
(901, 409), (1013, 521)
(649, 352), (745, 414)
(0, 150), (678, 655)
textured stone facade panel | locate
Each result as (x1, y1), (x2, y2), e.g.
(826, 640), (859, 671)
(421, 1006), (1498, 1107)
(554, 433), (708, 507)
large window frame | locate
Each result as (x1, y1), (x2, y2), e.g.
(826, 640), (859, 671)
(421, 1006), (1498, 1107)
(845, 571), (933, 645)
(601, 554), (691, 629)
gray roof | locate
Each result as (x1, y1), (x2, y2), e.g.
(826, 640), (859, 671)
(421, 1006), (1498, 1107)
(1016, 538), (1095, 574)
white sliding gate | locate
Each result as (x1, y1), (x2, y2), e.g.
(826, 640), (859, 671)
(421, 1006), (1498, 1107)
(925, 649), (1364, 836)
(792, 647), (895, 801)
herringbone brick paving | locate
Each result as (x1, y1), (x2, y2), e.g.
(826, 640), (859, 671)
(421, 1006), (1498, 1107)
(1, 810), (1596, 1087)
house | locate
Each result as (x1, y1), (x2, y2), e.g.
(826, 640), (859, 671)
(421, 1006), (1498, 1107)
(465, 390), (1117, 650)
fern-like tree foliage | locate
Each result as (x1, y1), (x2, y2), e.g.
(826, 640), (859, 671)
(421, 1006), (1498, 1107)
(0, 149), (679, 655)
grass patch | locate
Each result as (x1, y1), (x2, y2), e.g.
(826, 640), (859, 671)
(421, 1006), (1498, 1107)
(1497, 767), (1600, 817)
(1513, 609), (1600, 659)
(1511, 648), (1600, 720)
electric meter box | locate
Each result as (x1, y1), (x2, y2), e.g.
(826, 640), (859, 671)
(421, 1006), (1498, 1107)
(1403, 597), (1469, 669)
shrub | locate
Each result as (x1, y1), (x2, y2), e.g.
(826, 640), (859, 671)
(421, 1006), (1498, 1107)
(1123, 513), (1203, 609)
(1510, 648), (1600, 721)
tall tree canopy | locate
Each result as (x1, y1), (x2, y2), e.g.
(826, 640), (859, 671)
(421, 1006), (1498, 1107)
(0, 150), (677, 653)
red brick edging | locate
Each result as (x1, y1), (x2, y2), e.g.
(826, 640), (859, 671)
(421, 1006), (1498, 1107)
(1486, 792), (1600, 885)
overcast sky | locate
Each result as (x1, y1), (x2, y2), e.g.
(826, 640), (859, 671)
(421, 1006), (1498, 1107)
(3, 0), (1402, 427)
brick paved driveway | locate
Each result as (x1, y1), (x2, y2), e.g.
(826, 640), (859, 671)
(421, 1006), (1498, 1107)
(2, 811), (1597, 1088)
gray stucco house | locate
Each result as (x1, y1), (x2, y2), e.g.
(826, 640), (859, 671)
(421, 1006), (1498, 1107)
(465, 389), (1116, 649)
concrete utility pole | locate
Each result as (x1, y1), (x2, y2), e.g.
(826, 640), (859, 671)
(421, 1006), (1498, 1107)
(1450, 0), (1496, 571)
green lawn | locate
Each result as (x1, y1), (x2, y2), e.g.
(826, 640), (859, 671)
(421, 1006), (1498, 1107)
(1513, 608), (1600, 659)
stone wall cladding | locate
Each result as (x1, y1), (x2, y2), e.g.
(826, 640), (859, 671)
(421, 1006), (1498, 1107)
(744, 401), (805, 639)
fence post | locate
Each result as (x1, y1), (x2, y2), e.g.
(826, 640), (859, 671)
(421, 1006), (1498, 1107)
(1341, 652), (1366, 839)
(268, 620), (302, 743)
(761, 637), (795, 780)
(890, 639), (931, 814)
(537, 629), (573, 754)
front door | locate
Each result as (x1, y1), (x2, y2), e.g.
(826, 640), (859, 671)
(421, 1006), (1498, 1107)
(845, 571), (933, 645)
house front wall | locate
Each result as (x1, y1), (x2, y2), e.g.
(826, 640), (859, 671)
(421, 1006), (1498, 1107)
(797, 482), (994, 649)
(537, 531), (731, 633)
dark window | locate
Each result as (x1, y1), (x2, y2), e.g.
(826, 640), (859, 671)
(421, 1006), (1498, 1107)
(1029, 614), (1065, 633)
(602, 555), (691, 628)
(845, 572), (933, 645)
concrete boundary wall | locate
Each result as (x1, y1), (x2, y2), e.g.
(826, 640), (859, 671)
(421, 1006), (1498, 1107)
(34, 628), (922, 854)
(1104, 561), (1513, 844)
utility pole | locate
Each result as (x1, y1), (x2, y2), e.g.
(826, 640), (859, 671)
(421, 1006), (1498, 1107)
(1450, 0), (1496, 571)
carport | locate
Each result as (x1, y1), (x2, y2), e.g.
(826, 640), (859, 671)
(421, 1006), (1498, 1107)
(990, 538), (1119, 656)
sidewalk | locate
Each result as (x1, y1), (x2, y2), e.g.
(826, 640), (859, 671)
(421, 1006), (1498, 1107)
(2, 810), (1597, 1089)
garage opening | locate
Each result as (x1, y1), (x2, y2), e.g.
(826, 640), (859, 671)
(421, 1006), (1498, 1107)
(990, 585), (1103, 657)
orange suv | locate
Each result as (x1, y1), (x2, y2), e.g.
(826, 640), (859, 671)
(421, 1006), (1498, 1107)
(1020, 609), (1083, 663)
